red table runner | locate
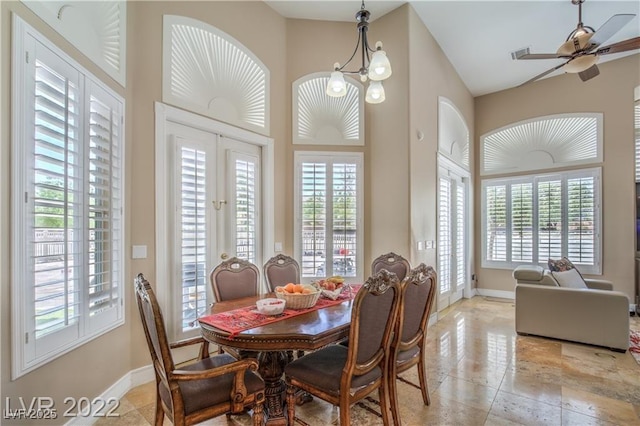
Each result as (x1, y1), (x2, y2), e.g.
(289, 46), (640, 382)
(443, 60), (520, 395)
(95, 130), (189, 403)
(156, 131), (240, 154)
(199, 285), (361, 338)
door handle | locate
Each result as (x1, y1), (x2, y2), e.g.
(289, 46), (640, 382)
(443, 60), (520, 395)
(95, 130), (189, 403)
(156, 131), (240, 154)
(220, 252), (229, 260)
(212, 200), (227, 210)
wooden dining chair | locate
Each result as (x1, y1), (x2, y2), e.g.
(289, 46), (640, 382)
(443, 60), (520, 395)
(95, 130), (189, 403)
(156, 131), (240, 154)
(263, 254), (300, 292)
(284, 269), (401, 426)
(388, 263), (437, 425)
(209, 257), (261, 359)
(210, 257), (260, 302)
(263, 254), (304, 360)
(371, 251), (411, 281)
(134, 273), (265, 426)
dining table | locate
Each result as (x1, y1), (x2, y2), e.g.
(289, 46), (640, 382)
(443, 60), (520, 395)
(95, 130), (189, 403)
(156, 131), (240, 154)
(198, 289), (358, 426)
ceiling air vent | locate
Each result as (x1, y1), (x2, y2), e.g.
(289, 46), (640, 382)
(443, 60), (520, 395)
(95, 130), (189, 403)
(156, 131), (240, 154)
(510, 47), (530, 60)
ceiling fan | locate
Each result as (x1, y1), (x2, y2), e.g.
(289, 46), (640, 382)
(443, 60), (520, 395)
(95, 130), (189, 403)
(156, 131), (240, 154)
(515, 0), (640, 85)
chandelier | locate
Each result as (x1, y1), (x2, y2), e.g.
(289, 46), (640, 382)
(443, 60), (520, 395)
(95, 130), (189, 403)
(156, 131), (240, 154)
(325, 1), (392, 104)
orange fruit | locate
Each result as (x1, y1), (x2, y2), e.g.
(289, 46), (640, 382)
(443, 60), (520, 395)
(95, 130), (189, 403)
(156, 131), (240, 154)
(302, 288), (312, 294)
(294, 284), (303, 293)
(284, 283), (296, 293)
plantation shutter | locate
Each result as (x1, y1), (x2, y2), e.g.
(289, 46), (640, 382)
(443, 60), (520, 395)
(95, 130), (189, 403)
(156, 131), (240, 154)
(87, 82), (123, 330)
(455, 183), (465, 290)
(232, 154), (259, 263)
(567, 176), (595, 265)
(485, 184), (507, 261)
(332, 163), (357, 278)
(31, 51), (83, 350)
(537, 179), (563, 260)
(15, 18), (124, 377)
(177, 145), (208, 333)
(511, 183), (533, 262)
(438, 177), (452, 294)
(300, 162), (327, 277)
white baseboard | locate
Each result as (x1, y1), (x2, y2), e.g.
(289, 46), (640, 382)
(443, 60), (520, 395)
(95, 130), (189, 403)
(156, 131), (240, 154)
(64, 364), (154, 426)
(474, 288), (515, 300)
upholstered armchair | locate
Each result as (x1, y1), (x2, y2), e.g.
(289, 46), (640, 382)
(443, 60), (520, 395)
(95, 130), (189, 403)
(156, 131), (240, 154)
(513, 265), (629, 351)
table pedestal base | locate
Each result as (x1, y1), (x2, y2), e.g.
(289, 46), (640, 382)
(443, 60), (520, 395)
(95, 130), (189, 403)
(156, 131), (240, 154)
(258, 351), (288, 426)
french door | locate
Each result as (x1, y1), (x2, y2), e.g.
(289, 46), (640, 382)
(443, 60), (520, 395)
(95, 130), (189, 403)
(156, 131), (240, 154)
(437, 159), (469, 311)
(166, 122), (263, 340)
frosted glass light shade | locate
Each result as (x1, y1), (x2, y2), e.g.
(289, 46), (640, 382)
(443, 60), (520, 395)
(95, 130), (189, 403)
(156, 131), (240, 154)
(368, 50), (392, 81)
(365, 81), (385, 104)
(326, 71), (347, 97)
(563, 55), (598, 73)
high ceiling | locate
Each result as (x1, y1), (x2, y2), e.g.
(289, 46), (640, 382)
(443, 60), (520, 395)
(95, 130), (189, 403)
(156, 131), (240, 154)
(265, 1), (640, 97)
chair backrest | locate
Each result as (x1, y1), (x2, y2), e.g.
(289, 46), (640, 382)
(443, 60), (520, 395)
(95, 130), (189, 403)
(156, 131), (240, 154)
(371, 252), (410, 281)
(345, 269), (401, 379)
(210, 257), (260, 302)
(396, 263), (437, 349)
(263, 254), (300, 292)
(135, 273), (174, 385)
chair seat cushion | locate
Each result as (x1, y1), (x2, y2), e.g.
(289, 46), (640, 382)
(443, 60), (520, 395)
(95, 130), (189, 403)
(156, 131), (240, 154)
(159, 353), (264, 416)
(284, 344), (381, 395)
(396, 345), (420, 364)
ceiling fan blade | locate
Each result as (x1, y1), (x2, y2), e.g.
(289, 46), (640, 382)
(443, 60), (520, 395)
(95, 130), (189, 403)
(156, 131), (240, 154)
(519, 62), (567, 87)
(589, 14), (635, 48)
(516, 53), (563, 60)
(596, 36), (640, 55)
(578, 64), (600, 82)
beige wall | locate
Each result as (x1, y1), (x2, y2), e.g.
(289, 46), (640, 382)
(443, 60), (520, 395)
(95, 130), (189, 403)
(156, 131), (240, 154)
(285, 17), (362, 257)
(285, 5), (414, 268)
(126, 0), (287, 367)
(407, 6), (474, 270)
(365, 5), (412, 264)
(475, 54), (640, 299)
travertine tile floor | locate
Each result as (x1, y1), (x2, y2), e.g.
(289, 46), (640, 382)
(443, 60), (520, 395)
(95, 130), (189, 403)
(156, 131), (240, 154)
(97, 296), (640, 425)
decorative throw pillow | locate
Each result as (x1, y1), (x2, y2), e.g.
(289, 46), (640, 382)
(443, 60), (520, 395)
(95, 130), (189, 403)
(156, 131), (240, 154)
(548, 257), (577, 272)
(551, 268), (588, 289)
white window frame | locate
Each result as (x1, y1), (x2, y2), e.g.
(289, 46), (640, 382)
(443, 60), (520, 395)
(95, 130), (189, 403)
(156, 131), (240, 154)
(11, 15), (125, 378)
(481, 168), (601, 274)
(155, 103), (274, 342)
(293, 151), (364, 283)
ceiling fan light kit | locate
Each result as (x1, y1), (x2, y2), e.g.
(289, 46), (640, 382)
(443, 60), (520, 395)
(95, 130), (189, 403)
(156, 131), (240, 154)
(325, 0), (392, 104)
(515, 0), (639, 86)
(563, 54), (598, 73)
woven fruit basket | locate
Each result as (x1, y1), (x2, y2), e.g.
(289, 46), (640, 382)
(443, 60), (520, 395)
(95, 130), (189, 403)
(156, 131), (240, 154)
(275, 285), (321, 309)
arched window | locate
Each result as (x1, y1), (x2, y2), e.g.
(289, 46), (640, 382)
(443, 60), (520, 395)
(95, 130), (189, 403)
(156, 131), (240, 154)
(480, 114), (603, 274)
(438, 97), (469, 170)
(481, 113), (602, 176)
(292, 73), (364, 145)
(163, 15), (270, 135)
